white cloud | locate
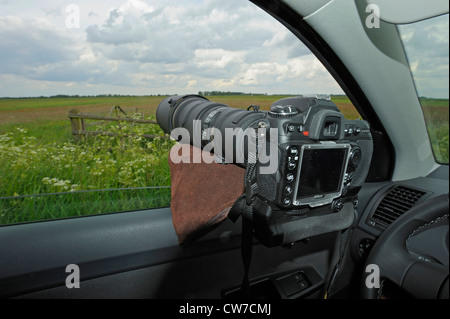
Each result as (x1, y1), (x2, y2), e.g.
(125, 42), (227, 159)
(211, 78), (235, 89)
(186, 79), (197, 89)
(194, 49), (245, 69)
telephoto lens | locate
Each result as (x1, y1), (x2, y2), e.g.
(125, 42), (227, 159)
(156, 95), (267, 164)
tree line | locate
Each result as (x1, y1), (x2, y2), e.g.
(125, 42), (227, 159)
(198, 91), (266, 96)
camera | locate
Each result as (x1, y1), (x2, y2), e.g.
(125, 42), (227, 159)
(157, 94), (373, 246)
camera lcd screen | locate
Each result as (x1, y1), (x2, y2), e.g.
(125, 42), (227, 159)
(295, 144), (350, 206)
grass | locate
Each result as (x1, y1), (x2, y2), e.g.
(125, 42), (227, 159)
(0, 120), (72, 144)
(0, 96), (164, 112)
(421, 98), (449, 163)
(0, 114), (175, 225)
(0, 95), (447, 225)
(0, 188), (170, 224)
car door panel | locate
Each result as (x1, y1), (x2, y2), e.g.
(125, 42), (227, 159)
(1, 206), (341, 298)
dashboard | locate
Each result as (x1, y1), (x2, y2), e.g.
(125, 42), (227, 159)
(350, 165), (449, 298)
(353, 165), (448, 258)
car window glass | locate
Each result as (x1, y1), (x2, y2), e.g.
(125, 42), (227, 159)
(398, 14), (449, 164)
(0, 0), (361, 225)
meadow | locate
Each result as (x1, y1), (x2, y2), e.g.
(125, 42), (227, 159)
(0, 95), (448, 225)
(420, 99), (450, 164)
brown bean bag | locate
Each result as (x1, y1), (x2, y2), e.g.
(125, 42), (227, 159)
(169, 144), (245, 246)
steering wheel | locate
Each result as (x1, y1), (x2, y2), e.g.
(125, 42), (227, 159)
(361, 193), (449, 299)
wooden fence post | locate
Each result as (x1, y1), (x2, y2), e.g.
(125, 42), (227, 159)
(68, 108), (85, 142)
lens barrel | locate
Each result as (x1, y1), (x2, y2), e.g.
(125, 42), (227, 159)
(156, 94), (266, 164)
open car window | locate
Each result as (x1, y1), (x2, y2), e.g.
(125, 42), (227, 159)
(0, 0), (362, 226)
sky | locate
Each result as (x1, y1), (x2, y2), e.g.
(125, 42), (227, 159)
(0, 0), (448, 98)
(399, 14), (449, 99)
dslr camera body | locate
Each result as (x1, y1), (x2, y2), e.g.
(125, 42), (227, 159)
(157, 94), (373, 247)
(252, 96), (372, 246)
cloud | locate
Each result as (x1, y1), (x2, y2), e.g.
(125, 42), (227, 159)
(0, 14), (135, 89)
(86, 1), (155, 45)
(0, 0), (346, 97)
(85, 0), (276, 65)
(0, 16), (80, 74)
(193, 49), (246, 69)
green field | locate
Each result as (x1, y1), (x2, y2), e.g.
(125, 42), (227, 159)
(420, 98), (450, 164)
(0, 95), (448, 225)
(0, 113), (175, 225)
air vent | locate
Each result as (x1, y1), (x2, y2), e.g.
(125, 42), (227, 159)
(367, 185), (427, 230)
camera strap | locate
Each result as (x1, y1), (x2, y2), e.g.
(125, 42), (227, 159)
(229, 141), (259, 298)
(323, 227), (353, 299)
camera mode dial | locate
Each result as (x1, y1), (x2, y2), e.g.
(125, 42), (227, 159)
(269, 105), (299, 118)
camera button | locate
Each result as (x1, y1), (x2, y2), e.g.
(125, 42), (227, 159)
(286, 173), (294, 182)
(289, 147), (299, 156)
(287, 124), (295, 132)
(284, 186), (293, 195)
(347, 127), (354, 135)
(288, 161), (296, 170)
